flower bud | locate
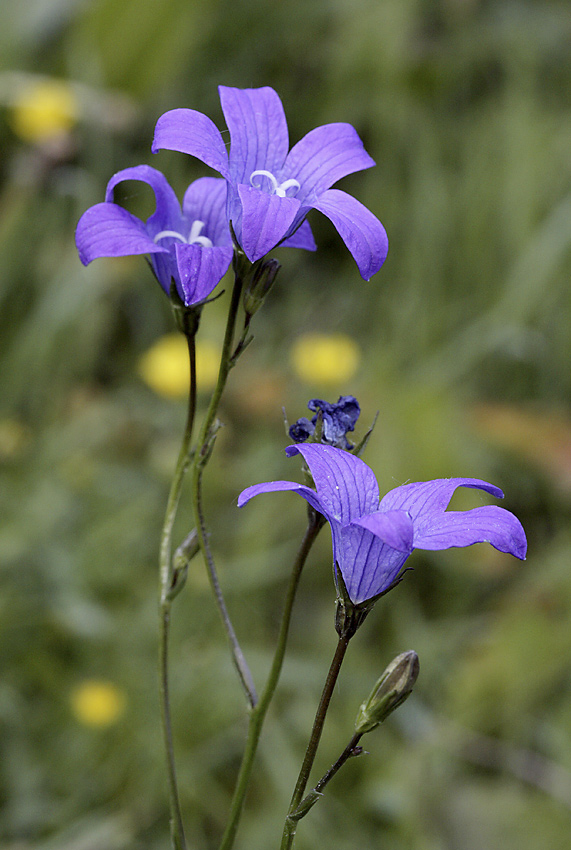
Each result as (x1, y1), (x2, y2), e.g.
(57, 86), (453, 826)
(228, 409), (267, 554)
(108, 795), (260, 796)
(355, 651), (419, 734)
(243, 258), (280, 315)
(168, 529), (200, 600)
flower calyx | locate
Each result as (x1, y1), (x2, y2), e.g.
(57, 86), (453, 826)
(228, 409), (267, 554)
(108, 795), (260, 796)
(243, 257), (281, 317)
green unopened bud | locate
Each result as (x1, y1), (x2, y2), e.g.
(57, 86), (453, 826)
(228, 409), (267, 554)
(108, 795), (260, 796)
(243, 258), (280, 315)
(168, 529), (200, 600)
(355, 651), (419, 734)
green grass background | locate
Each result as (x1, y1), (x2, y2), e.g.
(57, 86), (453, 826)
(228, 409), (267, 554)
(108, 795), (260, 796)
(1, 0), (571, 847)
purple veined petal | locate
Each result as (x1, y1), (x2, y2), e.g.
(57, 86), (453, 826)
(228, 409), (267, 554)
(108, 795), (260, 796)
(219, 85), (289, 185)
(285, 444), (379, 524)
(237, 479), (329, 519)
(311, 189), (389, 280)
(105, 165), (184, 236)
(280, 219), (317, 251)
(175, 243), (233, 306)
(380, 478), (505, 522)
(333, 523), (409, 604)
(413, 505), (527, 559)
(283, 123), (375, 203)
(75, 202), (168, 265)
(151, 251), (179, 295)
(152, 108), (230, 180)
(238, 186), (300, 261)
(352, 510), (414, 553)
(182, 177), (231, 247)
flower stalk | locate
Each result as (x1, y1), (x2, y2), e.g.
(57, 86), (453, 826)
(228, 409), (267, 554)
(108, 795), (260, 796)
(280, 633), (351, 850)
(218, 509), (325, 850)
(158, 331), (197, 850)
(190, 252), (257, 708)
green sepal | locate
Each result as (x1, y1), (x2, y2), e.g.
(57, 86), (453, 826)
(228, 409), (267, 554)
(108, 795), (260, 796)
(169, 279), (202, 338)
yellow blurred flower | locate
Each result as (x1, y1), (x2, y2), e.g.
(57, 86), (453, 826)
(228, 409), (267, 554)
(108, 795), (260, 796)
(70, 680), (126, 728)
(9, 79), (79, 144)
(138, 333), (220, 398)
(290, 333), (361, 385)
(0, 418), (29, 459)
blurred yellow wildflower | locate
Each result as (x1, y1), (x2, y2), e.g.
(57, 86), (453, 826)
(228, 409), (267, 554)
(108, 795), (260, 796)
(9, 79), (79, 144)
(70, 680), (126, 728)
(138, 333), (220, 398)
(0, 418), (29, 459)
(290, 333), (361, 385)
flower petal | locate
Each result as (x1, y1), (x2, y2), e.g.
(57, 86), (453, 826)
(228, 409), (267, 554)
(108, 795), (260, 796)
(175, 243), (233, 306)
(334, 524), (408, 604)
(380, 478), (504, 521)
(219, 85), (289, 185)
(283, 123), (375, 202)
(238, 186), (300, 261)
(152, 108), (230, 180)
(237, 479), (327, 518)
(104, 165), (184, 236)
(412, 505), (527, 559)
(311, 189), (388, 280)
(285, 444), (379, 524)
(182, 177), (231, 246)
(280, 219), (317, 251)
(75, 202), (167, 265)
(352, 510), (414, 553)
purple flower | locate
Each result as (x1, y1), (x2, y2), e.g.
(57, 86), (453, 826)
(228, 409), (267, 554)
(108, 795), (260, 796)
(75, 164), (233, 306)
(289, 396), (361, 449)
(152, 86), (388, 279)
(238, 444), (527, 605)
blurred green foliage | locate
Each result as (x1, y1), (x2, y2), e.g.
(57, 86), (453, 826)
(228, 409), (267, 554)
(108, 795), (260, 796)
(1, 0), (571, 848)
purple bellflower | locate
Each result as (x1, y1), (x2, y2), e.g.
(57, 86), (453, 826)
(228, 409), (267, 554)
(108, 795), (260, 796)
(152, 86), (389, 279)
(238, 444), (527, 606)
(289, 396), (361, 449)
(75, 165), (233, 307)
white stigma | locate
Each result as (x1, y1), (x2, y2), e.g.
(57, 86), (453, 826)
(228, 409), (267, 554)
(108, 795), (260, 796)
(250, 170), (300, 198)
(187, 220), (213, 247)
(153, 229), (187, 244)
(153, 220), (212, 248)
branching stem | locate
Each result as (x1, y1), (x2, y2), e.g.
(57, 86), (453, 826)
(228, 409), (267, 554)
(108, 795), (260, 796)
(280, 634), (351, 850)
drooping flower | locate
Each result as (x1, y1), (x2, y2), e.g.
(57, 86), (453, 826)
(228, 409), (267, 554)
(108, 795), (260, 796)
(238, 444), (527, 605)
(152, 86), (388, 279)
(75, 165), (233, 306)
(289, 396), (361, 449)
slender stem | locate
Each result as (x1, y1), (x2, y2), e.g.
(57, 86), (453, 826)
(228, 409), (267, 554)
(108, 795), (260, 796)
(190, 264), (257, 708)
(158, 333), (197, 850)
(311, 732), (363, 797)
(159, 606), (187, 850)
(281, 634), (351, 850)
(218, 513), (324, 850)
(292, 732), (364, 822)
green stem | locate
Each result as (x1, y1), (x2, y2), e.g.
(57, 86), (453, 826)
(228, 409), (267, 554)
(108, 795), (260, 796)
(190, 261), (257, 708)
(158, 333), (197, 850)
(218, 513), (324, 850)
(291, 731), (364, 822)
(281, 634), (351, 850)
